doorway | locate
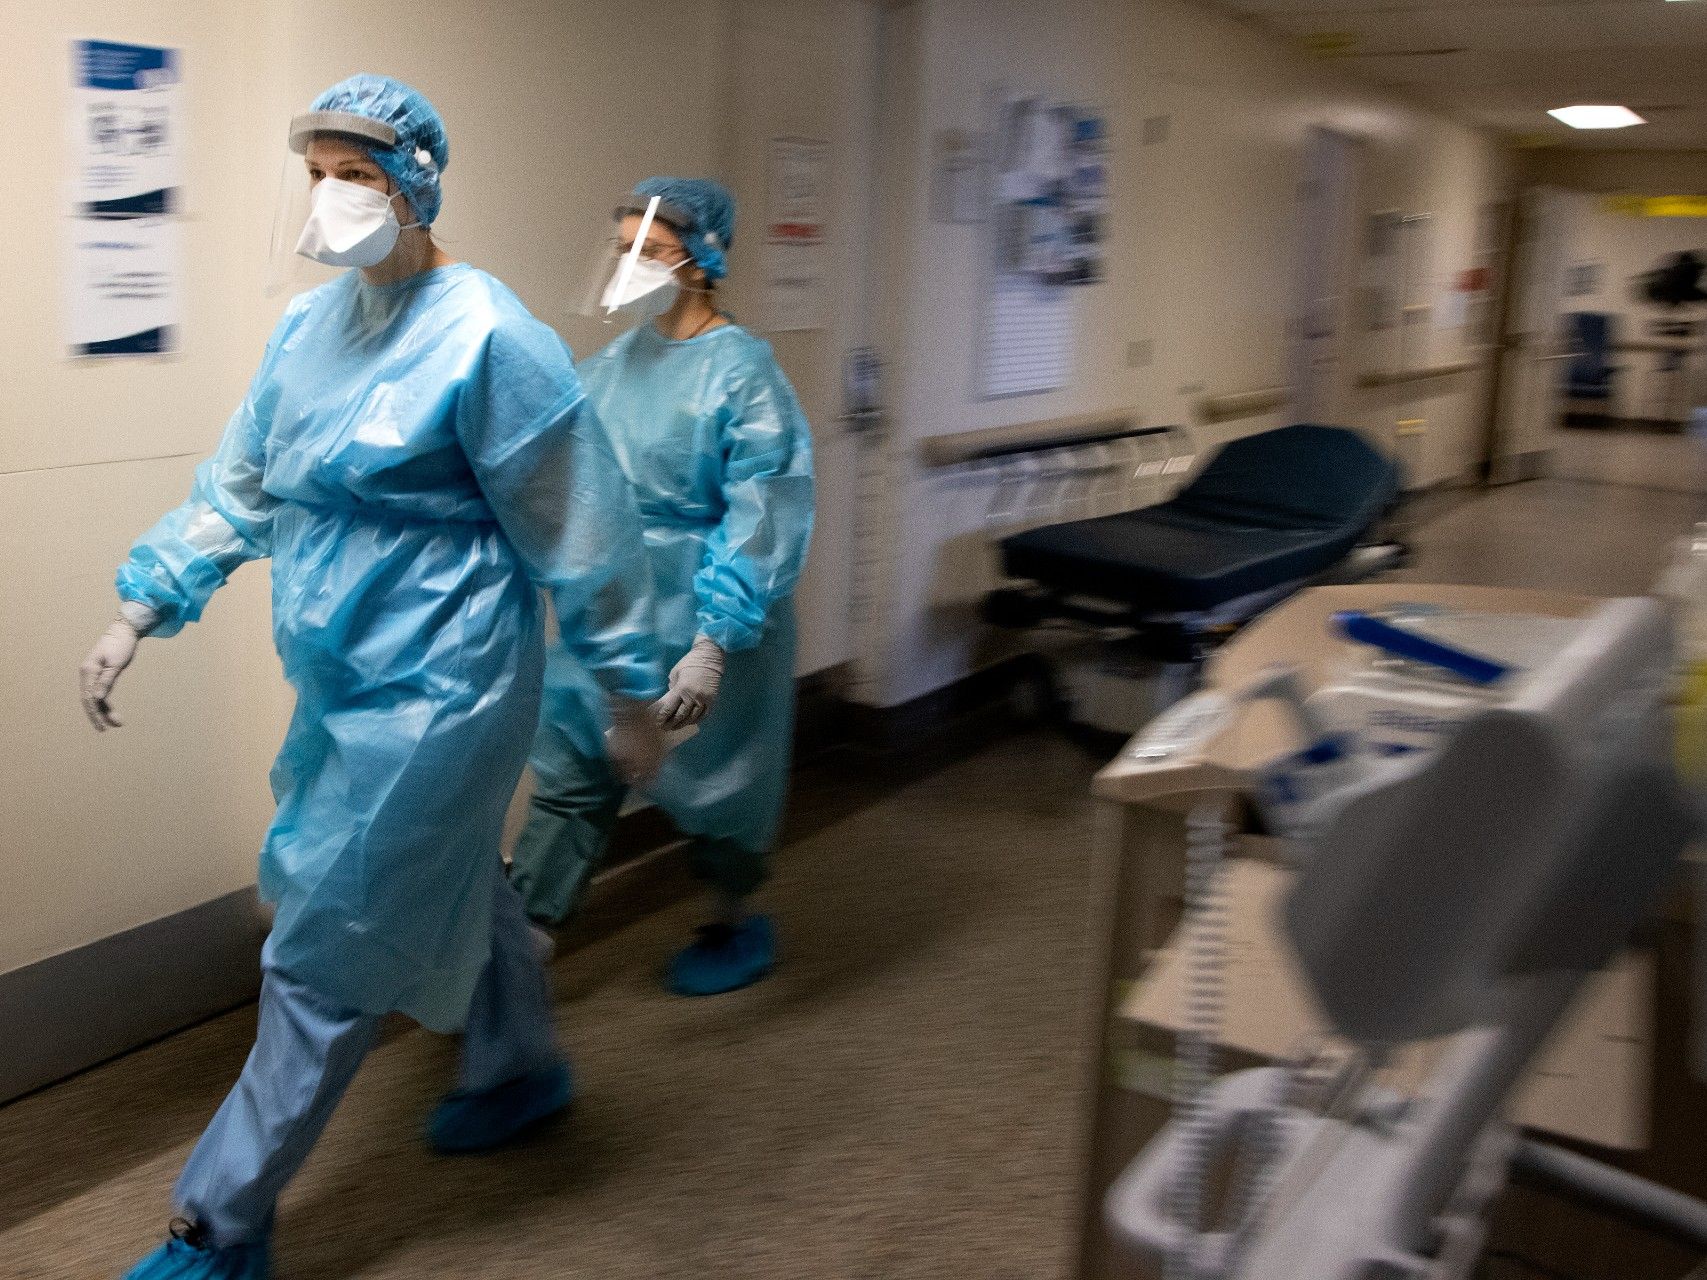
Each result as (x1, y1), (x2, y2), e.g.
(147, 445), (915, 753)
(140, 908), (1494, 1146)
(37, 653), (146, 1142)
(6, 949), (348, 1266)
(1500, 186), (1707, 494)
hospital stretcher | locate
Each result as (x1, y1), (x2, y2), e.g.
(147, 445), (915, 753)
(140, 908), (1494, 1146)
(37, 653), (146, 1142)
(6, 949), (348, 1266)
(986, 424), (1406, 702)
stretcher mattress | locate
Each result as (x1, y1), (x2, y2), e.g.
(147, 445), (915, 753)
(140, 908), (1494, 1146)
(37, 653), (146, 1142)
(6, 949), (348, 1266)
(999, 424), (1398, 614)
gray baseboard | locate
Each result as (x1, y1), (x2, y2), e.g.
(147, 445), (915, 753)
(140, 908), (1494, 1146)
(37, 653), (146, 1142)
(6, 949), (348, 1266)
(0, 888), (271, 1105)
(1492, 448), (1552, 485)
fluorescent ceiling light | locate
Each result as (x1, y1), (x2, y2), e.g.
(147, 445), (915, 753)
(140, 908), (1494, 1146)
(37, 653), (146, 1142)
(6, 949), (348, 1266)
(1547, 105), (1647, 130)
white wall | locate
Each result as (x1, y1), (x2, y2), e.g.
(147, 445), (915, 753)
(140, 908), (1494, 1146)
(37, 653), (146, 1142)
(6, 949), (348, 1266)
(861, 0), (1513, 707)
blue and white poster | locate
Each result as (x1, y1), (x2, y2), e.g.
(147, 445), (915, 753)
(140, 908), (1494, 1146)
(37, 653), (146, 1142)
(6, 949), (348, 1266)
(978, 92), (1105, 399)
(65, 219), (180, 357)
(67, 40), (182, 357)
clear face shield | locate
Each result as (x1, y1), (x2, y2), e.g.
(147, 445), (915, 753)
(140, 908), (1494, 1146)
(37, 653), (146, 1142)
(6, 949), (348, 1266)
(265, 109), (408, 298)
(576, 194), (703, 326)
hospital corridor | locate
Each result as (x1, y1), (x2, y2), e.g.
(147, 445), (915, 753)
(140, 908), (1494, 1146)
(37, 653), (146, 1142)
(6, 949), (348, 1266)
(5, 2), (1707, 1279)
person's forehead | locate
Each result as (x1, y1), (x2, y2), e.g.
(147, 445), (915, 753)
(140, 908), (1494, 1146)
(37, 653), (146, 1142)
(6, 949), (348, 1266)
(617, 212), (683, 244)
(304, 136), (379, 166)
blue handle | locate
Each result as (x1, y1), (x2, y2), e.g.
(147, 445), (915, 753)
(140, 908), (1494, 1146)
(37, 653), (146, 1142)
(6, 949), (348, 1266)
(1332, 610), (1510, 686)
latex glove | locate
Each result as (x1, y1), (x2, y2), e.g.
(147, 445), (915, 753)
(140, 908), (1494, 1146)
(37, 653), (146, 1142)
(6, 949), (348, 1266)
(654, 635), (725, 730)
(79, 602), (160, 732)
(605, 696), (668, 785)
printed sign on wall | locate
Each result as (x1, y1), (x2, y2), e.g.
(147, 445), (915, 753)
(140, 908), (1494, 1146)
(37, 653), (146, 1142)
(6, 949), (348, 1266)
(977, 92), (1107, 399)
(67, 40), (183, 357)
(763, 137), (830, 332)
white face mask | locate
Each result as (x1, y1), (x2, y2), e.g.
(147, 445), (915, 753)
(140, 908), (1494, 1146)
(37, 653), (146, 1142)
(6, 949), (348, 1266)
(600, 254), (686, 319)
(295, 177), (416, 269)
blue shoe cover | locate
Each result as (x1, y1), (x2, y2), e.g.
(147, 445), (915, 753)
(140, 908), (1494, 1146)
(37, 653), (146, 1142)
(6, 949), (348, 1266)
(121, 1232), (269, 1280)
(666, 915), (777, 997)
(427, 1061), (572, 1154)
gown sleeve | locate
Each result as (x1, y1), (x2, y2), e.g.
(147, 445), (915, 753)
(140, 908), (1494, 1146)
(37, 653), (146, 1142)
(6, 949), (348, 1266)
(694, 349), (816, 653)
(458, 319), (666, 702)
(114, 301), (303, 638)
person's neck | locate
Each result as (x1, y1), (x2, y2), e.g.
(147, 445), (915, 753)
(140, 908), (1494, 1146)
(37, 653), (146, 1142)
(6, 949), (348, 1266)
(362, 231), (454, 288)
(654, 291), (721, 341)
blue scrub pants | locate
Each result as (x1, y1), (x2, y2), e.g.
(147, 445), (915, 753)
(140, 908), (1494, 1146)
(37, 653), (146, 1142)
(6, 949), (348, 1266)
(174, 866), (558, 1246)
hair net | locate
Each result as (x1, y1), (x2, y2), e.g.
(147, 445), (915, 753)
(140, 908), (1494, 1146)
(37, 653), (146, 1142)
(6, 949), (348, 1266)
(303, 74), (449, 226)
(632, 177), (737, 281)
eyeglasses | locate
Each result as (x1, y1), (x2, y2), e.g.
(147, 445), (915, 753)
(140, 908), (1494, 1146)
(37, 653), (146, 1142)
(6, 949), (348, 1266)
(614, 236), (689, 266)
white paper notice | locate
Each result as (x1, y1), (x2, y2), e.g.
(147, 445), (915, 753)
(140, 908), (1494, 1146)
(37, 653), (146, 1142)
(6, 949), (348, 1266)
(763, 138), (830, 332)
(67, 39), (183, 357)
(65, 217), (182, 356)
(1435, 287), (1468, 332)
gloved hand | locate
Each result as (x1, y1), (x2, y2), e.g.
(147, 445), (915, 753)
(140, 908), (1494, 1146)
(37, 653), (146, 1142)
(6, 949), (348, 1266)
(79, 602), (160, 732)
(605, 696), (668, 785)
(654, 635), (725, 730)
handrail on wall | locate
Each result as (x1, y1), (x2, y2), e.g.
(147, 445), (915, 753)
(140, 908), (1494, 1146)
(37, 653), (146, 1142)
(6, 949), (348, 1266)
(1196, 385), (1290, 425)
(1357, 360), (1483, 389)
(1616, 339), (1694, 355)
(917, 409), (1159, 468)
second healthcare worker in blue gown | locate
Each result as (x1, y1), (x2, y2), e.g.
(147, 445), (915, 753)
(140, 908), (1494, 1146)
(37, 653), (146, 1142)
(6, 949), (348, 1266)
(76, 76), (667, 1280)
(510, 178), (815, 996)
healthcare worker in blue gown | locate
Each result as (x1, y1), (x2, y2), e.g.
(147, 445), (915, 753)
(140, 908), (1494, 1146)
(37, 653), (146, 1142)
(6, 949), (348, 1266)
(509, 178), (814, 997)
(75, 76), (667, 1280)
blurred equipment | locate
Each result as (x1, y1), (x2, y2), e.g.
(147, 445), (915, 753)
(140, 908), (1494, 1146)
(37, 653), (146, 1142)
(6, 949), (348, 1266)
(1561, 310), (1622, 426)
(1076, 583), (1705, 1280)
(1637, 250), (1707, 312)
(986, 423), (1404, 716)
(1612, 250), (1707, 428)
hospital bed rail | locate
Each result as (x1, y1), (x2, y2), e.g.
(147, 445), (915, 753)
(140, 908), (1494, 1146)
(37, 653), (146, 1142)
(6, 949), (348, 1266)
(915, 410), (1197, 599)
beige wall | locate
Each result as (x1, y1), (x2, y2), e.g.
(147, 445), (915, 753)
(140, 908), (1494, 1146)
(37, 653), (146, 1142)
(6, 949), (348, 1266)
(1, 0), (839, 978)
(715, 0), (879, 676)
(862, 0), (1514, 707)
(2, 1), (286, 977)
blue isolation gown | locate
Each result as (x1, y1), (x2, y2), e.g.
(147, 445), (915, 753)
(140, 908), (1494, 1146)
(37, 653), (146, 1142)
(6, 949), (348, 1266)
(532, 321), (814, 866)
(117, 264), (664, 1032)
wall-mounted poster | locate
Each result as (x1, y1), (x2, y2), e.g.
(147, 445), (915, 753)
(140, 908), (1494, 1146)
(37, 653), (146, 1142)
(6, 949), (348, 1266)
(1360, 210), (1402, 333)
(977, 92), (1107, 399)
(931, 128), (988, 225)
(762, 136), (830, 332)
(65, 218), (181, 358)
(67, 39), (183, 357)
(1566, 261), (1602, 299)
